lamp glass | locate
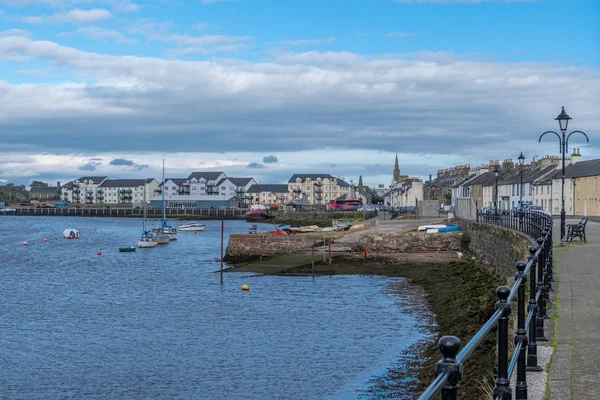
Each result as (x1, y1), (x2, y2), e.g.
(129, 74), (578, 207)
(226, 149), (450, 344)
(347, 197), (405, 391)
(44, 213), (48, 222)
(555, 107), (571, 133)
(518, 152), (525, 166)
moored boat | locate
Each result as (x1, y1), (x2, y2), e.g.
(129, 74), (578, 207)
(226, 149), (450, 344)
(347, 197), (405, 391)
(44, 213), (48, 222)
(0, 208), (16, 215)
(154, 159), (178, 240)
(63, 228), (80, 238)
(178, 223), (206, 232)
(138, 188), (158, 248)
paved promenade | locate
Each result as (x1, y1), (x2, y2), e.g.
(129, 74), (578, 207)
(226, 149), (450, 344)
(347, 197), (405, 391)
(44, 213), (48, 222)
(548, 219), (600, 399)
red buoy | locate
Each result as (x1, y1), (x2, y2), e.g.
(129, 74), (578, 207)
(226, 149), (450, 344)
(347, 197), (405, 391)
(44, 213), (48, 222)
(97, 251), (102, 256)
(23, 241), (28, 246)
(43, 238), (48, 242)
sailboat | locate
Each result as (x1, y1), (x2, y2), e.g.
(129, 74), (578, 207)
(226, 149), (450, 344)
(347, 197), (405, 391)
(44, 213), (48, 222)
(138, 188), (159, 248)
(152, 159), (178, 241)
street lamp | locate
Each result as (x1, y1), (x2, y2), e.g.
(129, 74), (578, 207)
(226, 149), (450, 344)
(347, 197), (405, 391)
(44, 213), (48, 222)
(518, 152), (525, 207)
(539, 107), (589, 242)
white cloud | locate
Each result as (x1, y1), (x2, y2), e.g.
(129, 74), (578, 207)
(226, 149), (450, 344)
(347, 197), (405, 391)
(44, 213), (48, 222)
(15, 68), (50, 76)
(72, 26), (137, 44)
(0, 37), (598, 184)
(52, 8), (112, 23)
(113, 1), (139, 12)
(0, 28), (31, 37)
(386, 32), (416, 37)
(274, 37), (338, 48)
(22, 15), (43, 23)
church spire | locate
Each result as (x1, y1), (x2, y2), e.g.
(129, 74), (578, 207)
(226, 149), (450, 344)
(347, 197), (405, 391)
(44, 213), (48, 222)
(358, 175), (363, 188)
(393, 153), (401, 183)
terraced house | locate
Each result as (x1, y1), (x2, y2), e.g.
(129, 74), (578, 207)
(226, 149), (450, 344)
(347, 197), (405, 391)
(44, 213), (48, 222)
(98, 179), (159, 207)
(246, 184), (289, 206)
(151, 172), (256, 208)
(287, 174), (351, 206)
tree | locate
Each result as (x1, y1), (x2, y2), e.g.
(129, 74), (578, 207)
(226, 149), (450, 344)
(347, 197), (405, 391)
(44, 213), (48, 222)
(30, 181), (49, 187)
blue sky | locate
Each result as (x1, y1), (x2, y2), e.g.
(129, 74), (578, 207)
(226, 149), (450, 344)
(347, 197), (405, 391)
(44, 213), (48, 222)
(0, 0), (598, 187)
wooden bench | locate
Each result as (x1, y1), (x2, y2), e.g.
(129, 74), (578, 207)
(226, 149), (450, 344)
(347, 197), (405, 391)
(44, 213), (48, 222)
(566, 217), (589, 242)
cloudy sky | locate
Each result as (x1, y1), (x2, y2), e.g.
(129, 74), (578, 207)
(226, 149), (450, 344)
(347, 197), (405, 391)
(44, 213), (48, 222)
(0, 0), (598, 188)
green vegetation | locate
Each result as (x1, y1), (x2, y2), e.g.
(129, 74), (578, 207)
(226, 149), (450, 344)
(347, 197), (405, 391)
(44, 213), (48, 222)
(0, 183), (29, 203)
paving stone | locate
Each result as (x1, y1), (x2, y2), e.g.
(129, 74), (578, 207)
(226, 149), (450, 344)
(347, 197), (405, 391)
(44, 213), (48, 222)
(546, 219), (600, 399)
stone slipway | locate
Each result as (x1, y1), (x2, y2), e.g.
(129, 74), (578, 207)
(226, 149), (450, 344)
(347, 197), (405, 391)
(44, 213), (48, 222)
(226, 218), (447, 274)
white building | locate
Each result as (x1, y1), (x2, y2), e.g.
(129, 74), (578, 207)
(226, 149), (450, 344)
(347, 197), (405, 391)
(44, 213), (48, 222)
(385, 179), (423, 207)
(98, 179), (159, 206)
(61, 176), (109, 203)
(246, 184), (289, 206)
(152, 172), (256, 208)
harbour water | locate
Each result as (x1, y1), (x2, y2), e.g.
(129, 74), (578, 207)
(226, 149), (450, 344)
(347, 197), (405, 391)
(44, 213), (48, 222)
(0, 216), (432, 399)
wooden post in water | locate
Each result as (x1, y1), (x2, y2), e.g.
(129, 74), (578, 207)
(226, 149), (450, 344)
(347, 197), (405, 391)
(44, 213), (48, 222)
(311, 245), (315, 278)
(328, 240), (332, 265)
(220, 219), (224, 284)
(323, 236), (326, 262)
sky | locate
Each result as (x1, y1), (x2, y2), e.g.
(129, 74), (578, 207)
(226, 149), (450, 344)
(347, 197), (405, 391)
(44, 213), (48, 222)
(0, 0), (598, 188)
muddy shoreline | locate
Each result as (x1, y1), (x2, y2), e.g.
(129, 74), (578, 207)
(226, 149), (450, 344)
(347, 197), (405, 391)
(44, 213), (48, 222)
(264, 255), (500, 398)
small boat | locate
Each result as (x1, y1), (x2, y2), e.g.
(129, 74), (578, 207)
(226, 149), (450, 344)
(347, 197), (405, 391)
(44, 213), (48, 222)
(418, 224), (450, 232)
(118, 247), (136, 252)
(153, 160), (177, 240)
(334, 221), (351, 231)
(178, 223), (206, 232)
(138, 189), (158, 248)
(63, 228), (80, 238)
(245, 208), (273, 220)
(0, 208), (16, 215)
(297, 225), (319, 233)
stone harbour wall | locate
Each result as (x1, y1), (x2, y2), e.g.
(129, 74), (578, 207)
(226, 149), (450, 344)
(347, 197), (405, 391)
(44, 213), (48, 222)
(457, 219), (534, 280)
(356, 231), (465, 253)
(225, 234), (317, 260)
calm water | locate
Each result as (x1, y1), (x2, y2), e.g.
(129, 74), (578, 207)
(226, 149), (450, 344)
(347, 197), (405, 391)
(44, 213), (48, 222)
(0, 216), (432, 399)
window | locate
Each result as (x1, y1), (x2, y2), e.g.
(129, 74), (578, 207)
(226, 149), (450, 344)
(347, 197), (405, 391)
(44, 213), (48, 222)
(306, 186), (310, 191)
(230, 186), (235, 190)
(172, 186), (176, 190)
(529, 184), (532, 196)
(221, 186), (226, 190)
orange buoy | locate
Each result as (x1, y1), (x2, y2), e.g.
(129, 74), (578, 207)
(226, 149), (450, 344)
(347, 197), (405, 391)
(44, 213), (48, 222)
(23, 241), (28, 246)
(96, 251), (102, 256)
(43, 238), (48, 242)
(365, 248), (369, 257)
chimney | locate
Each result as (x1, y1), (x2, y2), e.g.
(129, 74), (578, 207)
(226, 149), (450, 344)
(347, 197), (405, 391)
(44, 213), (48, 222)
(572, 148), (582, 164)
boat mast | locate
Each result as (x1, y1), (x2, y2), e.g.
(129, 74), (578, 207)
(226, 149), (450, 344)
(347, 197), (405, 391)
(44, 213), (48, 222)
(143, 184), (147, 232)
(161, 159), (166, 227)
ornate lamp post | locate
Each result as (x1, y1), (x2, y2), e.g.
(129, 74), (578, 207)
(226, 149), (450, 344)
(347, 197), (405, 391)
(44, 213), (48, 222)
(539, 107), (589, 242)
(518, 152), (525, 207)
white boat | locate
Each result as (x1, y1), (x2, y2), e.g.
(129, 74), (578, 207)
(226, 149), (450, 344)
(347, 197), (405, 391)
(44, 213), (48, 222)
(138, 190), (158, 248)
(138, 232), (158, 248)
(178, 223), (206, 232)
(153, 159), (178, 241)
(63, 228), (80, 238)
(0, 208), (16, 215)
(418, 224), (449, 231)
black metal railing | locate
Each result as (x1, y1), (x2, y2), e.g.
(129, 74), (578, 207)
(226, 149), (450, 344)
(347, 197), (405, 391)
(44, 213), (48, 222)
(419, 210), (553, 400)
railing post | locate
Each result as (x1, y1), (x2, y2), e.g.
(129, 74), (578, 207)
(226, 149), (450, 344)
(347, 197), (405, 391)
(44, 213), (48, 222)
(494, 286), (512, 400)
(542, 229), (553, 292)
(435, 336), (463, 400)
(515, 261), (528, 399)
(535, 237), (548, 341)
(538, 234), (549, 320)
(527, 245), (542, 371)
